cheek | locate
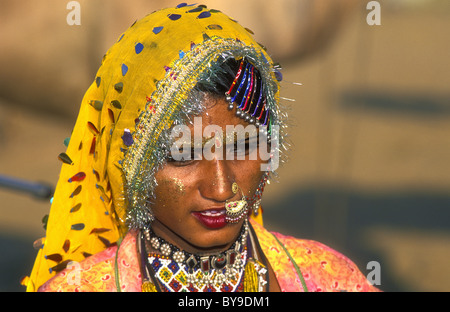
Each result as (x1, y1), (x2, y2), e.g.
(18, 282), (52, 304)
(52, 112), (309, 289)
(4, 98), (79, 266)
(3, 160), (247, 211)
(152, 179), (186, 215)
(249, 172), (265, 196)
(237, 161), (265, 196)
(168, 177), (186, 196)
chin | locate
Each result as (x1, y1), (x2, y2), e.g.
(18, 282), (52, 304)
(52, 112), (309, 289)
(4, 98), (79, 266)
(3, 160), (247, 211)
(193, 226), (242, 250)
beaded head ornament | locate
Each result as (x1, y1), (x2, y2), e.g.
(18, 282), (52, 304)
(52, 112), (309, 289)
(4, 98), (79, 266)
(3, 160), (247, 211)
(25, 3), (287, 291)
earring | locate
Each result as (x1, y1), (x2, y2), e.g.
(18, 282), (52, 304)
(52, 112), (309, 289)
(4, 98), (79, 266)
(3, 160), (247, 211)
(252, 199), (261, 216)
(247, 173), (269, 217)
(225, 183), (249, 223)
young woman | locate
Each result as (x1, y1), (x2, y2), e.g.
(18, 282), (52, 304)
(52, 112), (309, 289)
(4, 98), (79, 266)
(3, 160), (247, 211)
(25, 4), (378, 292)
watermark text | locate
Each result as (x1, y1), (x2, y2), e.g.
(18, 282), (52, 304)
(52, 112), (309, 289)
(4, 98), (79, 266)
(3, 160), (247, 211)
(170, 118), (279, 171)
(67, 1), (81, 26)
(367, 1), (381, 26)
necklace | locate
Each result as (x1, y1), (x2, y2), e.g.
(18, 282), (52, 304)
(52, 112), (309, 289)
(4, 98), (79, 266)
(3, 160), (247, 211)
(140, 219), (268, 292)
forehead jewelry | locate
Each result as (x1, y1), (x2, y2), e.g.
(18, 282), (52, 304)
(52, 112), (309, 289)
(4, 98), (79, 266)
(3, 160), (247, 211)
(225, 59), (270, 129)
(225, 183), (249, 223)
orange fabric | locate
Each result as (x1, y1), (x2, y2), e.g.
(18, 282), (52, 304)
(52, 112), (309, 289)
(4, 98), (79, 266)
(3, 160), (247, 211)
(250, 220), (379, 292)
(38, 230), (141, 292)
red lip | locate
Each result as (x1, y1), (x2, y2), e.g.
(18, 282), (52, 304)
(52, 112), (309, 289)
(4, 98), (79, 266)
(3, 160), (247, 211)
(192, 208), (227, 229)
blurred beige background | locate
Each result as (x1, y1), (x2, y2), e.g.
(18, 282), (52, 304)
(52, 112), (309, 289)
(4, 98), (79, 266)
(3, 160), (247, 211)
(0, 0), (449, 291)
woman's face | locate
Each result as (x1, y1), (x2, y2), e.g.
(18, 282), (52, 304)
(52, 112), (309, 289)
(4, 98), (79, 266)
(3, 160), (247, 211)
(151, 96), (267, 253)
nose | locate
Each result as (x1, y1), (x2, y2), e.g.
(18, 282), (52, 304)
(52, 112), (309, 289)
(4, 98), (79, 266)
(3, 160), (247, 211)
(198, 159), (235, 203)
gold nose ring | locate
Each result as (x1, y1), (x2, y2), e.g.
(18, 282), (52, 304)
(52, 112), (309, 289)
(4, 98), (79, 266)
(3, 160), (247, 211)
(225, 183), (248, 223)
(232, 182), (239, 194)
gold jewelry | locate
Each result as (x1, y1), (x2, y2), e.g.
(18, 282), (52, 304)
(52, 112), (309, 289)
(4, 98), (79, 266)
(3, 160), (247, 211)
(225, 183), (249, 223)
(232, 182), (239, 194)
(141, 279), (157, 292)
(141, 221), (250, 292)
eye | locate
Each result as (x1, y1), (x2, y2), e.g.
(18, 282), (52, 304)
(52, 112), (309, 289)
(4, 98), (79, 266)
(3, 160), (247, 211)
(167, 155), (194, 166)
(167, 146), (200, 166)
(230, 136), (259, 158)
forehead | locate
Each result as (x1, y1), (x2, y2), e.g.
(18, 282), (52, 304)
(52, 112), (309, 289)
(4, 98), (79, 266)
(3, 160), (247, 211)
(170, 95), (262, 145)
(190, 96), (248, 129)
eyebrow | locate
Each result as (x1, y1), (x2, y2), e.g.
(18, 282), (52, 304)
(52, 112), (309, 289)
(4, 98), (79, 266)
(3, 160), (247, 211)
(189, 131), (259, 148)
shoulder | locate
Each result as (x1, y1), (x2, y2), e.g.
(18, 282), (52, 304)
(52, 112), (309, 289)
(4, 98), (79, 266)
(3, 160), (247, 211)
(251, 220), (379, 292)
(38, 245), (118, 292)
(275, 232), (378, 292)
(38, 230), (141, 292)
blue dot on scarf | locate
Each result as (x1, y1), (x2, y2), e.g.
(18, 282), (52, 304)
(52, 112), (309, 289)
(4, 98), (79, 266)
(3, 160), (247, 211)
(197, 11), (211, 19)
(135, 42), (144, 54)
(121, 63), (128, 76)
(122, 129), (133, 146)
(153, 26), (164, 34)
(168, 14), (182, 20)
(274, 69), (283, 82)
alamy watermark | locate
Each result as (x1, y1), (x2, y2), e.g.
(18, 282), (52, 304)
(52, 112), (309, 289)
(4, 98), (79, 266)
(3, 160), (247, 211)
(66, 1), (81, 26)
(366, 1), (381, 26)
(66, 261), (81, 286)
(366, 260), (381, 286)
(169, 117), (279, 171)
(66, 1), (381, 27)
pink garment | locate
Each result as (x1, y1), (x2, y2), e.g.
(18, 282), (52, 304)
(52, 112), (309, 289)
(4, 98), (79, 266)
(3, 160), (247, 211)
(38, 229), (141, 292)
(250, 221), (378, 292)
(39, 220), (379, 292)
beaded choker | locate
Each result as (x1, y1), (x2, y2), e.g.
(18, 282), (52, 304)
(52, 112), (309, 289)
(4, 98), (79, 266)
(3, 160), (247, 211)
(140, 219), (268, 292)
(144, 224), (248, 267)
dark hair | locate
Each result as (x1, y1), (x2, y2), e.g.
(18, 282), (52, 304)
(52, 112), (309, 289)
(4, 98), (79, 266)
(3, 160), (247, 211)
(194, 57), (241, 97)
(194, 57), (269, 127)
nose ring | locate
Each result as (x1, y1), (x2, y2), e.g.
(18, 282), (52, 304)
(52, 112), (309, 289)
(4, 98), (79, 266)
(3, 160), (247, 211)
(232, 182), (239, 194)
(225, 183), (248, 223)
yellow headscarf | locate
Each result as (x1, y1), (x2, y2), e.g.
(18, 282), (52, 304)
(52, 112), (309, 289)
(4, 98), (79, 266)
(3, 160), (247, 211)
(24, 4), (280, 292)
